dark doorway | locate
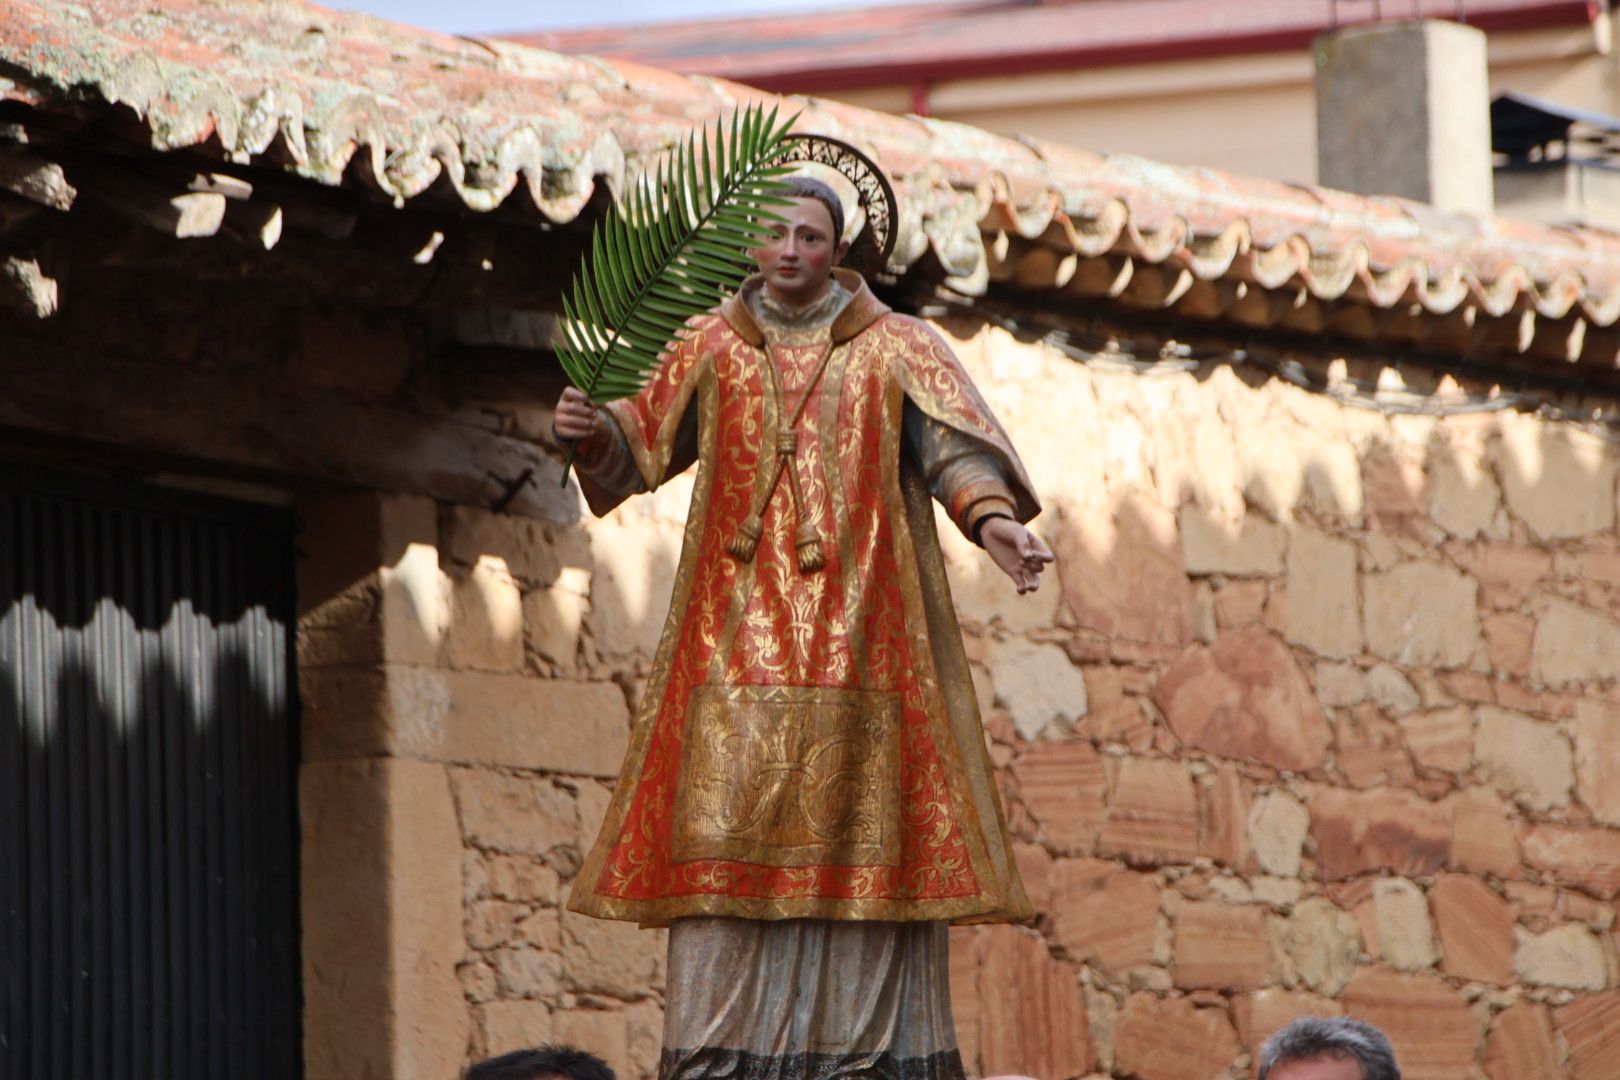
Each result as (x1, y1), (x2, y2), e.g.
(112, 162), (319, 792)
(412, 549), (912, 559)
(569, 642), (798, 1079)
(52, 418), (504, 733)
(0, 469), (301, 1080)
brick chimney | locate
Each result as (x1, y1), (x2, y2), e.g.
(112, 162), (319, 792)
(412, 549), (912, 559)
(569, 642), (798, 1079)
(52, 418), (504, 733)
(1314, 20), (1495, 215)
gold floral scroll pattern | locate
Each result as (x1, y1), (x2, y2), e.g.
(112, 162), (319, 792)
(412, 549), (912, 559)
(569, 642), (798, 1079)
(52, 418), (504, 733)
(607, 316), (714, 490)
(588, 312), (1009, 912)
(672, 684), (902, 867)
(726, 332), (851, 686)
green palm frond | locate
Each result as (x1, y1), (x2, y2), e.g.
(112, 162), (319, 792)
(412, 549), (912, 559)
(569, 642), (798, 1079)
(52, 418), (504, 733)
(557, 103), (799, 483)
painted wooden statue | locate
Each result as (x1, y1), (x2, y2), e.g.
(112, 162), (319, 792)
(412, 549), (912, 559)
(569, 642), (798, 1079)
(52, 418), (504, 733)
(552, 123), (1052, 1080)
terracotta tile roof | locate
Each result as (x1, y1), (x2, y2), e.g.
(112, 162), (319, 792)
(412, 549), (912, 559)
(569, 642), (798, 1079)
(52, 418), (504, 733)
(4, 0), (1620, 365)
(520, 0), (1600, 92)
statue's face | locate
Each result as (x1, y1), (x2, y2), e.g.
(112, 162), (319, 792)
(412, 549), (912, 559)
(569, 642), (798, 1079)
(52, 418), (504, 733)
(753, 197), (848, 305)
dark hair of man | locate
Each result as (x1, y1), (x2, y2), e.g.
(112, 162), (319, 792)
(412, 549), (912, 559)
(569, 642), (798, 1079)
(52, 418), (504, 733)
(1257, 1017), (1400, 1080)
(781, 174), (846, 240)
(464, 1045), (617, 1080)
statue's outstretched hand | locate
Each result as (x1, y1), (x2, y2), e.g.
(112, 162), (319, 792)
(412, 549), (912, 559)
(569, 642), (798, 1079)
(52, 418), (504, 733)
(553, 386), (601, 443)
(981, 517), (1054, 595)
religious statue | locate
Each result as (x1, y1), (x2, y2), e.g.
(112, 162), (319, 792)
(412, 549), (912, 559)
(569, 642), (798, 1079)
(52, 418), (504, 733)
(552, 123), (1052, 1080)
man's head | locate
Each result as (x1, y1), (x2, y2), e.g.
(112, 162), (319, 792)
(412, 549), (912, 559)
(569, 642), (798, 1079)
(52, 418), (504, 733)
(1257, 1017), (1400, 1080)
(752, 174), (850, 306)
(464, 1045), (616, 1080)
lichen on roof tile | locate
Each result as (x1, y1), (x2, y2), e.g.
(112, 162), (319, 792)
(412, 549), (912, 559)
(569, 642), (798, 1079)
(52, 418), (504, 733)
(4, 0), (1620, 343)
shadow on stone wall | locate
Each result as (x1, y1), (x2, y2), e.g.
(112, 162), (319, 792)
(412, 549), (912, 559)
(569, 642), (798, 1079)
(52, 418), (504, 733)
(2, 639), (301, 1076)
(931, 314), (1620, 1080)
(292, 315), (1620, 1080)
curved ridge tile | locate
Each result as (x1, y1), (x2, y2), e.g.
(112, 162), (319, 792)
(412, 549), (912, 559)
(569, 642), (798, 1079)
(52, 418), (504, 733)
(1178, 222), (1250, 279)
(7, 0), (1620, 343)
(1301, 244), (1366, 300)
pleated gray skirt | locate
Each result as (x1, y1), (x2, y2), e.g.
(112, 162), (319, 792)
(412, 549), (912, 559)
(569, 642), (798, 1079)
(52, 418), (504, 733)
(659, 917), (967, 1080)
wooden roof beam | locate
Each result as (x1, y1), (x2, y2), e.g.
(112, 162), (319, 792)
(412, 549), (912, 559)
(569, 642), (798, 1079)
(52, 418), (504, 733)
(0, 253), (58, 318)
(0, 146), (76, 211)
(72, 161), (227, 239)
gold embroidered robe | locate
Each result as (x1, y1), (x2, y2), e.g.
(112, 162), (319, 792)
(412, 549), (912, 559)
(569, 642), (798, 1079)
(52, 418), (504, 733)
(567, 270), (1037, 926)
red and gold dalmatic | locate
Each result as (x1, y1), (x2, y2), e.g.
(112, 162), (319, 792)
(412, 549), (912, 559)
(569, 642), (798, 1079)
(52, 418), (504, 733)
(568, 270), (1037, 927)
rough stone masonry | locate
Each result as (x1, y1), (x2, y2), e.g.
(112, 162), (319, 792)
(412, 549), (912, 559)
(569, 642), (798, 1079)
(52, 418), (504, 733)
(298, 313), (1620, 1080)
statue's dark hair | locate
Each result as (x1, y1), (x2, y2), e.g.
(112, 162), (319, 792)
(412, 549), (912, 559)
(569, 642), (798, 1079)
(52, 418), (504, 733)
(782, 174), (846, 239)
(464, 1045), (616, 1080)
(1257, 1017), (1400, 1080)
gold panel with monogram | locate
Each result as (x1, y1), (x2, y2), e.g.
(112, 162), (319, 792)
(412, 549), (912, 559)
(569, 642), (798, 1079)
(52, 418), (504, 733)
(672, 684), (902, 868)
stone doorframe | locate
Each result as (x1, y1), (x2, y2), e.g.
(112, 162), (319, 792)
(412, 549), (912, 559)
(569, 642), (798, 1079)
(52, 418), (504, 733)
(296, 492), (472, 1080)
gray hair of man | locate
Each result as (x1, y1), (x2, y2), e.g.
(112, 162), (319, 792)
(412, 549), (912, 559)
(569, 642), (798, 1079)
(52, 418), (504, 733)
(1256, 1017), (1401, 1080)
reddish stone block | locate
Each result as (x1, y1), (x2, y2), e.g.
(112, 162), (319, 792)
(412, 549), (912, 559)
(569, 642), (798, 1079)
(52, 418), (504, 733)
(954, 924), (1094, 1080)
(1440, 669), (1494, 705)
(1574, 548), (1620, 584)
(1556, 992), (1620, 1080)
(1445, 541), (1552, 607)
(1553, 887), (1615, 929)
(552, 1010), (632, 1080)
(1049, 858), (1159, 975)
(1078, 664), (1155, 750)
(1397, 706), (1473, 774)
(1504, 881), (1559, 932)
(1574, 699), (1620, 827)
(1340, 967), (1476, 1080)
(1335, 704), (1416, 789)
(1482, 611), (1535, 678)
(1324, 877), (1376, 912)
(1054, 493), (1194, 649)
(1096, 756), (1198, 865)
(1361, 446), (1426, 525)
(1153, 625), (1332, 771)
(1308, 786), (1452, 880)
(1429, 874), (1515, 984)
(1350, 894), (1381, 963)
(1114, 994), (1240, 1080)
(1523, 824), (1620, 899)
(1012, 842), (1054, 913)
(1238, 988), (1343, 1056)
(1009, 740), (1110, 856)
(1484, 1000), (1560, 1080)
(1492, 681), (1579, 719)
(1448, 787), (1523, 878)
(947, 926), (983, 1071)
(1197, 763), (1252, 868)
(1172, 901), (1272, 990)
(1214, 580), (1268, 627)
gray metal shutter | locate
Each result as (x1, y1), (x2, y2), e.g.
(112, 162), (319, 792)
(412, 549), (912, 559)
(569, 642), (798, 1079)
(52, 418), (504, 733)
(1, 469), (300, 1080)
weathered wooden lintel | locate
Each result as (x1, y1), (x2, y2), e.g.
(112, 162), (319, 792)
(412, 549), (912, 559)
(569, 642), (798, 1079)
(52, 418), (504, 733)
(0, 332), (579, 524)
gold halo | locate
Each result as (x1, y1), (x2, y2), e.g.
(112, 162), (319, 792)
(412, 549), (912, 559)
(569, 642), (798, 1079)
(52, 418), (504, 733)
(774, 134), (898, 276)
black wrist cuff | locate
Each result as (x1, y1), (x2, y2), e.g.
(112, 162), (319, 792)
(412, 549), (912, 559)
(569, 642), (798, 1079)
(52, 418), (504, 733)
(972, 512), (1015, 547)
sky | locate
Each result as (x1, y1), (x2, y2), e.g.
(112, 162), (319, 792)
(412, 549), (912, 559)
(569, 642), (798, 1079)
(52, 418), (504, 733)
(328, 0), (916, 35)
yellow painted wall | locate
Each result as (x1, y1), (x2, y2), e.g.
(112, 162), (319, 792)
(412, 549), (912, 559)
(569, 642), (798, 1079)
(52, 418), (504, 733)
(821, 23), (1620, 186)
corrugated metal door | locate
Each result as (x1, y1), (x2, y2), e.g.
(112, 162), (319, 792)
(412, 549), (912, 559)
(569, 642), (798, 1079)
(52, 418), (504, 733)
(0, 469), (301, 1080)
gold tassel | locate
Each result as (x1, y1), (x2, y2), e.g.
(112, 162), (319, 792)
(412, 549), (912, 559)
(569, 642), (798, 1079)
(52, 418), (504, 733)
(795, 524), (825, 573)
(728, 515), (764, 562)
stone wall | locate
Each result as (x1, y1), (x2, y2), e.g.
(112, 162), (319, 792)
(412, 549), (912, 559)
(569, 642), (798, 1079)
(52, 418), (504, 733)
(296, 314), (1620, 1080)
(932, 318), (1620, 1080)
(297, 491), (668, 1080)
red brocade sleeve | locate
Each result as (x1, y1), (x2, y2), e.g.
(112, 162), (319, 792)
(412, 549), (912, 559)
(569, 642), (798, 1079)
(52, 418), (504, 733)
(573, 314), (716, 516)
(886, 315), (1041, 526)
